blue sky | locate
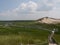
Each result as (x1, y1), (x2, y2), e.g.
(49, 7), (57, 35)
(0, 0), (60, 20)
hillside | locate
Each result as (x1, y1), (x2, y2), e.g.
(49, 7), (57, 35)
(37, 17), (60, 24)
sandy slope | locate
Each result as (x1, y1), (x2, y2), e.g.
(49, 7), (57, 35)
(37, 17), (60, 24)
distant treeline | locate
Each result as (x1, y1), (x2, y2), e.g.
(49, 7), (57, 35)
(0, 20), (36, 22)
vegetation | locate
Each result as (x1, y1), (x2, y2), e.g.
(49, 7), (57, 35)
(0, 21), (60, 45)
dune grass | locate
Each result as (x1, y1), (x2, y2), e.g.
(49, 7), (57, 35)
(0, 21), (59, 45)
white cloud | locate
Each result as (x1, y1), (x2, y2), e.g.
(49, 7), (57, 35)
(11, 1), (38, 14)
(42, 0), (48, 4)
(48, 10), (60, 18)
(53, 0), (60, 3)
(20, 3), (27, 10)
(20, 1), (38, 12)
(0, 0), (60, 20)
(47, 3), (53, 7)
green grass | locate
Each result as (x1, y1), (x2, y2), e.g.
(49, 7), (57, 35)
(0, 21), (59, 45)
(0, 35), (47, 45)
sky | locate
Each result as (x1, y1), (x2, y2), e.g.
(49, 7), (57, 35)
(0, 0), (60, 20)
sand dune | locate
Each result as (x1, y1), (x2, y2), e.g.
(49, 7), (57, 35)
(37, 17), (60, 24)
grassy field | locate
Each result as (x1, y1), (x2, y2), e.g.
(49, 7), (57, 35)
(0, 21), (60, 45)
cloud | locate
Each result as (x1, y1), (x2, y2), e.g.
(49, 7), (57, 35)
(20, 3), (27, 10)
(47, 0), (60, 18)
(0, 0), (60, 20)
(11, 1), (38, 14)
(53, 0), (60, 3)
(20, 1), (38, 12)
(13, 0), (54, 12)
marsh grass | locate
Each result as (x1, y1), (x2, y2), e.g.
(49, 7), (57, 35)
(0, 21), (59, 45)
(0, 35), (48, 45)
